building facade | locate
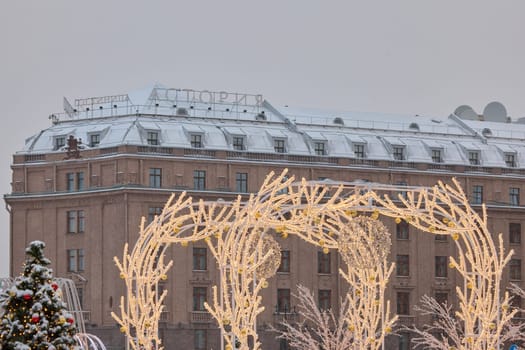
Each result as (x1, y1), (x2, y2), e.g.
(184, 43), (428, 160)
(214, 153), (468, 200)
(5, 87), (525, 349)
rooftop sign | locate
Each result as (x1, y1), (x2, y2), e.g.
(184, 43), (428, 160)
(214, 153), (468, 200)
(151, 88), (263, 107)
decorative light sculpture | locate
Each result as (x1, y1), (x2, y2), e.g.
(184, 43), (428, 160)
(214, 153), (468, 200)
(113, 171), (517, 350)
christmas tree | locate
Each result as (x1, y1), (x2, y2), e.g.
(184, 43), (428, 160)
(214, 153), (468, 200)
(0, 241), (78, 349)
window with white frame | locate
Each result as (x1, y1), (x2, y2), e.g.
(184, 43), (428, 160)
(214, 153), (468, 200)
(505, 153), (517, 167)
(67, 249), (85, 272)
(89, 134), (100, 147)
(314, 141), (326, 156)
(510, 187), (520, 206)
(472, 185), (483, 204)
(431, 148), (443, 163)
(147, 131), (159, 146)
(191, 134), (203, 148)
(232, 136), (245, 150)
(54, 136), (66, 151)
(353, 143), (365, 158)
(274, 139), (286, 153)
(393, 146), (405, 161)
(468, 151), (480, 165)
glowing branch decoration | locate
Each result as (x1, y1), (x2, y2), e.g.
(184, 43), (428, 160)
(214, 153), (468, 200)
(338, 217), (397, 349)
(113, 171), (519, 350)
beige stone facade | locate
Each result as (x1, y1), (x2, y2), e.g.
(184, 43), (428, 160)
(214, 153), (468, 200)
(6, 147), (525, 349)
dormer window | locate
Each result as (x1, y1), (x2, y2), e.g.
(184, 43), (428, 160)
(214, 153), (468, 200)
(393, 146), (405, 161)
(232, 136), (245, 151)
(89, 133), (100, 147)
(353, 143), (365, 158)
(274, 139), (286, 153)
(147, 131), (159, 146)
(54, 136), (66, 151)
(191, 134), (203, 148)
(468, 151), (480, 165)
(505, 153), (517, 167)
(314, 141), (326, 156)
(431, 148), (443, 163)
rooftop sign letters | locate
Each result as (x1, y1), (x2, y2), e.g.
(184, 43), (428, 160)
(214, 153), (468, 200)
(75, 94), (130, 108)
(151, 88), (263, 107)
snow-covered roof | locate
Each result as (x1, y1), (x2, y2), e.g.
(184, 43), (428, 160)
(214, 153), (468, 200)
(21, 86), (525, 169)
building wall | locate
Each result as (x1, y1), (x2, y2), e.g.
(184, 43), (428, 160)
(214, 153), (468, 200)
(7, 150), (525, 349)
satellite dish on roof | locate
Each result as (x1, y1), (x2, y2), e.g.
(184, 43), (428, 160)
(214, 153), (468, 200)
(483, 101), (507, 123)
(454, 105), (478, 120)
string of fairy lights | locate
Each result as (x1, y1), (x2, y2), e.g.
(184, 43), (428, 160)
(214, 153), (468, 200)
(112, 170), (514, 350)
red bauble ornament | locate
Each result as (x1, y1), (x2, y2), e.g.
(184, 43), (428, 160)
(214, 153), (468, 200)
(51, 283), (58, 291)
(23, 294), (31, 301)
(67, 318), (74, 324)
(31, 315), (40, 323)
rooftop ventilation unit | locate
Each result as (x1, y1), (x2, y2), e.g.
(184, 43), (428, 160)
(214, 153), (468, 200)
(482, 128), (492, 137)
(409, 122), (420, 131)
(333, 117), (344, 125)
(176, 107), (189, 116)
(255, 112), (266, 121)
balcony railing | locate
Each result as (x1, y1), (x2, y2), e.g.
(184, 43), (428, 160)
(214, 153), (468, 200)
(190, 311), (213, 323)
(273, 312), (299, 324)
(397, 315), (416, 327)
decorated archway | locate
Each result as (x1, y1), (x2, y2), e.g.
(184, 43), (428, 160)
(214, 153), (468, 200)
(112, 170), (516, 350)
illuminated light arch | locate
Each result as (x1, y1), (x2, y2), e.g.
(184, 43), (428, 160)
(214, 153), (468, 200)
(113, 170), (515, 350)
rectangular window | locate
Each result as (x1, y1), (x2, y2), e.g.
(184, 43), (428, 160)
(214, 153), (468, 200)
(194, 329), (206, 350)
(77, 172), (84, 190)
(274, 139), (286, 153)
(89, 134), (100, 147)
(279, 339), (290, 350)
(54, 137), (65, 151)
(191, 134), (203, 148)
(67, 173), (75, 191)
(235, 172), (248, 193)
(393, 146), (405, 161)
(510, 259), (522, 280)
(396, 221), (409, 240)
(398, 332), (410, 350)
(397, 291), (410, 315)
(468, 151), (480, 165)
(278, 250), (290, 273)
(431, 149), (443, 163)
(148, 207), (163, 224)
(314, 142), (326, 156)
(147, 131), (159, 146)
(510, 223), (521, 244)
(233, 136), (245, 150)
(353, 143), (365, 158)
(192, 287), (207, 311)
(396, 255), (409, 276)
(277, 288), (291, 313)
(193, 170), (206, 190)
(318, 289), (331, 310)
(317, 251), (331, 274)
(510, 187), (520, 206)
(67, 210), (85, 233)
(193, 247), (207, 271)
(506, 153), (517, 167)
(435, 256), (448, 278)
(435, 234), (448, 242)
(472, 185), (483, 204)
(149, 168), (162, 188)
(435, 292), (448, 307)
(67, 249), (85, 272)
(66, 172), (84, 191)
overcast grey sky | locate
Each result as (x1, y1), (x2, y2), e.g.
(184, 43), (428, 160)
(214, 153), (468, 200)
(1, 1), (524, 277)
